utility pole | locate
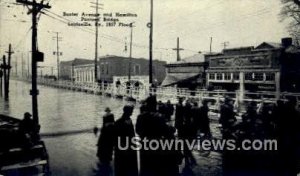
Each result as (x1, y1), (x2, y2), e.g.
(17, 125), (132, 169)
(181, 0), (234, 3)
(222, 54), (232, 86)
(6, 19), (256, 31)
(1, 55), (11, 100)
(0, 61), (3, 96)
(221, 41), (229, 50)
(128, 22), (134, 82)
(91, 0), (103, 83)
(5, 44), (13, 100)
(53, 32), (62, 80)
(16, 0), (51, 127)
(0, 67), (2, 96)
(2, 56), (7, 99)
(172, 37), (184, 62)
(148, 0), (153, 85)
(95, 0), (99, 83)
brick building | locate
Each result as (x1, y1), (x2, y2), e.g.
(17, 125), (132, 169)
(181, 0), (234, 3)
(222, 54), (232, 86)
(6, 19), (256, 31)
(98, 55), (166, 84)
(72, 55), (166, 85)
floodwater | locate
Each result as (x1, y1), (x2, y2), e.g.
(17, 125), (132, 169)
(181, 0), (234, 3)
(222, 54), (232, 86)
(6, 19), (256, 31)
(0, 80), (222, 176)
(0, 80), (140, 176)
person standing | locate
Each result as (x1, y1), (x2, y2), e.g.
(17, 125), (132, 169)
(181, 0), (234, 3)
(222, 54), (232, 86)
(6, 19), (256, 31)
(175, 98), (184, 137)
(199, 100), (212, 138)
(165, 100), (174, 122)
(114, 105), (138, 176)
(219, 97), (236, 138)
(136, 96), (169, 176)
(96, 107), (115, 164)
(182, 100), (197, 167)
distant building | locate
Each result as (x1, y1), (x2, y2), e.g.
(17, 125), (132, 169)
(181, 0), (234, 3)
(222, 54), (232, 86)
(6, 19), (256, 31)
(73, 64), (99, 83)
(162, 53), (208, 90)
(98, 55), (166, 84)
(60, 58), (94, 80)
(73, 55), (167, 85)
(206, 38), (300, 93)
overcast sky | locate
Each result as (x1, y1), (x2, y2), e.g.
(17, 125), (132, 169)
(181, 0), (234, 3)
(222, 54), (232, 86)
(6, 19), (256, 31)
(0, 0), (290, 74)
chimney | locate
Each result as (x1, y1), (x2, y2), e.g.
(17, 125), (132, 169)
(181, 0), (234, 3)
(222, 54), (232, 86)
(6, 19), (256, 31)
(281, 37), (292, 48)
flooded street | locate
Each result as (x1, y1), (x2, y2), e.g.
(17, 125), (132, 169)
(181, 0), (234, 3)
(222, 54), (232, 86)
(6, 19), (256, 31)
(0, 80), (141, 176)
(0, 80), (222, 176)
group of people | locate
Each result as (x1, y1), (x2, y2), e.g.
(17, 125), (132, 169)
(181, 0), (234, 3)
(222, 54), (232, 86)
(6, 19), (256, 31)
(95, 96), (213, 176)
(95, 95), (300, 176)
(219, 97), (300, 176)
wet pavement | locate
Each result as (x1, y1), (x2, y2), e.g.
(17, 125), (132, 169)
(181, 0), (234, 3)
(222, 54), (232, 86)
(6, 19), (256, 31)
(0, 80), (222, 176)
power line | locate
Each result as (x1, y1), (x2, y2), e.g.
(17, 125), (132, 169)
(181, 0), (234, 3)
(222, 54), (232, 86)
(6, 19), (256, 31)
(180, 7), (273, 39)
(41, 10), (180, 52)
(159, 0), (225, 30)
(15, 27), (32, 49)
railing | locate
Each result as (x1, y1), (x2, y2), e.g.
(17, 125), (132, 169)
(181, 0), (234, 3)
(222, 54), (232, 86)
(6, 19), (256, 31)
(15, 77), (300, 110)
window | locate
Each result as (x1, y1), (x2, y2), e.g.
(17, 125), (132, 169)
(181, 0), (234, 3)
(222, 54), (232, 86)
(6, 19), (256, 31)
(106, 62), (109, 74)
(245, 73), (253, 80)
(254, 73), (264, 81)
(233, 73), (239, 80)
(134, 64), (141, 75)
(265, 73), (275, 81)
(224, 73), (231, 80)
(100, 63), (105, 74)
(216, 73), (222, 80)
(209, 73), (215, 80)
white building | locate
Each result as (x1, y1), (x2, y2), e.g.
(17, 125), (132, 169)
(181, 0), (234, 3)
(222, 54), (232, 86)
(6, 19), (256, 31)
(73, 64), (99, 83)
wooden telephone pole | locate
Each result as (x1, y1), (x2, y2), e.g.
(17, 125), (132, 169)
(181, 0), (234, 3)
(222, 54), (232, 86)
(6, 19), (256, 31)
(221, 41), (229, 50)
(149, 0), (153, 85)
(1, 55), (11, 100)
(53, 32), (62, 80)
(16, 0), (51, 127)
(128, 22), (135, 82)
(1, 44), (14, 100)
(173, 37), (184, 62)
(0, 64), (3, 96)
(91, 0), (103, 83)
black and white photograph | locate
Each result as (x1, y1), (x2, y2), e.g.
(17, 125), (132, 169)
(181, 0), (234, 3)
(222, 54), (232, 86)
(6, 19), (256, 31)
(0, 0), (300, 175)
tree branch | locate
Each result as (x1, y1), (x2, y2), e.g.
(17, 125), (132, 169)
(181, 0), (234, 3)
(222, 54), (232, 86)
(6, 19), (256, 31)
(294, 0), (300, 6)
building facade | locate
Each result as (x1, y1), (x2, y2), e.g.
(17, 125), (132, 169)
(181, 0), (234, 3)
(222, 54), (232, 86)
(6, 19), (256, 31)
(72, 55), (167, 85)
(206, 38), (300, 94)
(73, 64), (99, 83)
(98, 55), (166, 84)
(60, 58), (94, 80)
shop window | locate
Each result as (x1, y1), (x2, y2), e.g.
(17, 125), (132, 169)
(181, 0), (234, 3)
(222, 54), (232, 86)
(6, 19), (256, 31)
(265, 73), (275, 81)
(254, 73), (264, 81)
(216, 73), (222, 80)
(209, 73), (215, 80)
(224, 73), (231, 80)
(245, 72), (253, 80)
(233, 73), (239, 80)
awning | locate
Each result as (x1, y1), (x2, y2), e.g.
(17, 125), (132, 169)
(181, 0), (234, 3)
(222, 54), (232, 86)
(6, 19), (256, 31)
(161, 73), (200, 87)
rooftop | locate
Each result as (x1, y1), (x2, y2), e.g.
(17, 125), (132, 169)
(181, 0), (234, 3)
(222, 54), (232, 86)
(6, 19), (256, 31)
(168, 53), (207, 64)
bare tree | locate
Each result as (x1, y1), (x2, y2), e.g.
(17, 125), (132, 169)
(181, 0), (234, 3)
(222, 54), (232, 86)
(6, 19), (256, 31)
(280, 0), (300, 45)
